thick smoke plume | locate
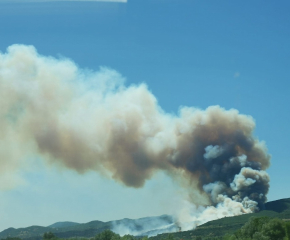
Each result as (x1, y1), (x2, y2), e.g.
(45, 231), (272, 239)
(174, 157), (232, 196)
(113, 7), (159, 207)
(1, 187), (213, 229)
(0, 45), (270, 229)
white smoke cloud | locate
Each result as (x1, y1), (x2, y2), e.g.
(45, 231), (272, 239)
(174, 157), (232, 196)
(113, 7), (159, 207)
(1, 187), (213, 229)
(176, 195), (258, 231)
(230, 167), (269, 192)
(203, 182), (227, 203)
(230, 154), (247, 167)
(203, 145), (225, 160)
(0, 44), (271, 234)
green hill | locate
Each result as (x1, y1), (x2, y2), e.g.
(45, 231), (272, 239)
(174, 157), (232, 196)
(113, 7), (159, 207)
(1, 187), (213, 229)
(48, 222), (80, 229)
(0, 215), (173, 240)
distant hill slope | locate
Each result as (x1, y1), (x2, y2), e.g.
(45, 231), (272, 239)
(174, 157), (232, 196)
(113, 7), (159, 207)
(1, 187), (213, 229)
(0, 215), (174, 240)
(48, 222), (80, 229)
(152, 198), (290, 240)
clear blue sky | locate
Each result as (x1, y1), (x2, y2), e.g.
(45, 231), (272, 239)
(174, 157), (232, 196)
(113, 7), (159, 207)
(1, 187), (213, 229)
(0, 0), (289, 231)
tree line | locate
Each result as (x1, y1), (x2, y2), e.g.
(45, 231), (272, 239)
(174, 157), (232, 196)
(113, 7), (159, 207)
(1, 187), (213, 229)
(223, 217), (290, 240)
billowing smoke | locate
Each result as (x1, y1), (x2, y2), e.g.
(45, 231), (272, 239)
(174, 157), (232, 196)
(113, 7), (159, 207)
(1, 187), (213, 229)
(0, 45), (270, 230)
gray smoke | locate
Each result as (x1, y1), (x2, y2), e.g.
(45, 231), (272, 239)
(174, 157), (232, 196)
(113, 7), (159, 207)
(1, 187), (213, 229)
(111, 215), (177, 237)
(0, 45), (270, 227)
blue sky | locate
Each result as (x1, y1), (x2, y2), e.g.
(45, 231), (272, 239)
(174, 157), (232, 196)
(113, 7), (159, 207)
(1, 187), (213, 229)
(0, 0), (290, 231)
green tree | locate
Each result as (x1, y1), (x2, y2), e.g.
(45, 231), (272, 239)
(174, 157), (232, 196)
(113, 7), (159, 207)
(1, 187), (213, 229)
(95, 230), (121, 240)
(43, 232), (56, 240)
(222, 217), (287, 240)
(252, 231), (269, 240)
(239, 217), (270, 239)
(222, 233), (238, 240)
(162, 234), (174, 240)
(261, 218), (285, 240)
(120, 235), (135, 240)
(2, 237), (22, 240)
(285, 221), (290, 240)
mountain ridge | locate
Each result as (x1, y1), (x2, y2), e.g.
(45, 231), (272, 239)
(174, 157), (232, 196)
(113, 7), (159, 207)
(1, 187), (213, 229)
(1, 198), (289, 240)
(0, 215), (174, 240)
(48, 222), (80, 229)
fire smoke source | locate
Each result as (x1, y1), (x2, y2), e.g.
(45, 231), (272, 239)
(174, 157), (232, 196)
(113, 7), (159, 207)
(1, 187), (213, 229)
(0, 45), (270, 227)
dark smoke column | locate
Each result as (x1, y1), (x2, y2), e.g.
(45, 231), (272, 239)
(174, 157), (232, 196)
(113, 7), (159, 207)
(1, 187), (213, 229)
(164, 106), (270, 210)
